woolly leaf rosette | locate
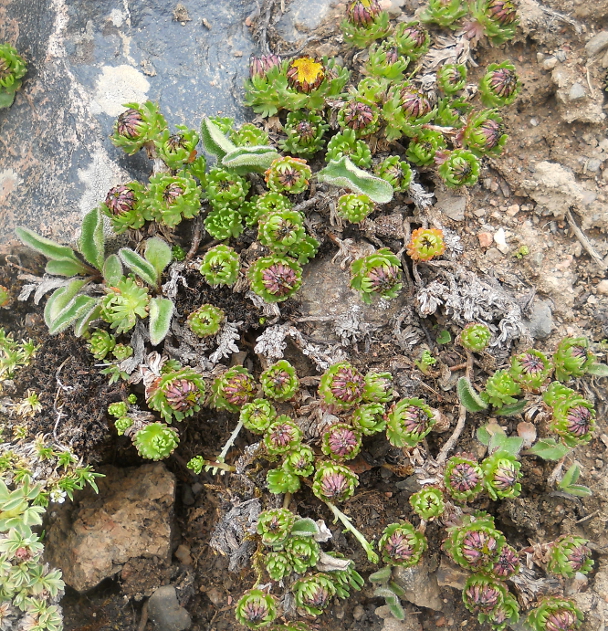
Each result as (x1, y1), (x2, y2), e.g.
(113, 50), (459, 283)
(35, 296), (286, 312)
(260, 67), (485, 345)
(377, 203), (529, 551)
(154, 124), (199, 169)
(264, 416), (303, 455)
(257, 508), (296, 547)
(444, 455), (484, 503)
(100, 276), (150, 335)
(100, 182), (147, 234)
(293, 574), (337, 616)
(144, 172), (202, 228)
(481, 450), (522, 500)
(260, 360), (299, 402)
(547, 535), (594, 578)
(443, 512), (506, 572)
(406, 227), (446, 262)
(526, 597), (583, 631)
(199, 245), (240, 287)
(322, 423), (362, 461)
(211, 366), (257, 412)
(146, 367), (206, 423)
(312, 462), (359, 503)
(235, 589), (278, 629)
(318, 361), (366, 409)
(187, 304), (225, 338)
(386, 397), (435, 448)
(132, 422), (179, 460)
(350, 248), (403, 304)
(265, 156), (312, 195)
(378, 522), (428, 567)
(240, 398), (277, 434)
(248, 256), (303, 303)
(110, 101), (167, 155)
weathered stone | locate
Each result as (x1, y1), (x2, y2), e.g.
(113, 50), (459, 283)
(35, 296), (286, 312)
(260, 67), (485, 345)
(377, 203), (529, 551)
(148, 585), (191, 631)
(435, 188), (467, 221)
(568, 82), (587, 101)
(523, 299), (554, 339)
(393, 564), (443, 611)
(45, 463), (175, 592)
(436, 557), (469, 590)
(586, 31), (608, 57)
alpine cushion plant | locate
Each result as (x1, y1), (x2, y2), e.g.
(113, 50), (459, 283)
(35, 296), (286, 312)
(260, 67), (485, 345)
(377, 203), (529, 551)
(132, 422), (180, 460)
(318, 361), (366, 409)
(406, 228), (446, 262)
(386, 397), (436, 448)
(248, 256), (303, 303)
(187, 304), (225, 338)
(459, 322), (492, 352)
(110, 101), (168, 155)
(16, 208), (174, 345)
(444, 454), (484, 502)
(211, 366), (257, 412)
(199, 245), (240, 287)
(235, 589), (278, 629)
(350, 248), (403, 304)
(378, 522), (427, 567)
(0, 43), (27, 109)
(260, 360), (299, 401)
(546, 535), (594, 579)
(146, 365), (206, 422)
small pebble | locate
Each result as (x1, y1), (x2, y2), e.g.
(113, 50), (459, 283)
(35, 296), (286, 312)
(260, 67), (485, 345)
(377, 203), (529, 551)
(542, 56), (558, 70)
(586, 158), (602, 173)
(596, 279), (608, 294)
(353, 604), (366, 621)
(569, 83), (586, 101)
(556, 50), (567, 61)
(477, 232), (493, 248)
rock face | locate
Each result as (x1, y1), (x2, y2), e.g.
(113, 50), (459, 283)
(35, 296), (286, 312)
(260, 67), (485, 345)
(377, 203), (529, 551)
(44, 463), (176, 592)
(148, 585), (192, 631)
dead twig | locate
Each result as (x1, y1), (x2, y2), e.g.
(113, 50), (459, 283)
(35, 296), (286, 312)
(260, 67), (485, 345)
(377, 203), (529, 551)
(435, 350), (473, 466)
(566, 209), (608, 270)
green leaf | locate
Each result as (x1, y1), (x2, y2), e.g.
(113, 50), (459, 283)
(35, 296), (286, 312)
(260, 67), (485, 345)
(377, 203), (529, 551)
(0, 90), (17, 109)
(15, 226), (88, 269)
(44, 280), (87, 328)
(586, 362), (608, 377)
(291, 517), (319, 537)
(45, 259), (88, 277)
(457, 377), (489, 413)
(149, 297), (174, 346)
(73, 303), (102, 338)
(491, 437), (524, 457)
(103, 254), (123, 285)
(369, 566), (392, 582)
(559, 463), (580, 488)
(559, 484), (593, 498)
(144, 237), (172, 279)
(79, 207), (105, 270)
(494, 399), (527, 417)
(316, 157), (394, 204)
(436, 329), (452, 344)
(388, 581), (406, 597)
(48, 295), (98, 335)
(119, 248), (158, 287)
(526, 438), (570, 461)
(200, 117), (237, 160)
(221, 146), (280, 173)
(386, 596), (405, 621)
(476, 425), (491, 446)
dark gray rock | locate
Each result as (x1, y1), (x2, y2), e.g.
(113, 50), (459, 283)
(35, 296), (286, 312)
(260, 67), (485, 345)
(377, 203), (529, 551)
(524, 298), (554, 339)
(0, 0), (302, 244)
(148, 585), (191, 631)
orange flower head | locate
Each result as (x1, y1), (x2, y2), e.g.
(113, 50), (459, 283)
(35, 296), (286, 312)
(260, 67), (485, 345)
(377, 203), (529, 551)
(406, 227), (446, 262)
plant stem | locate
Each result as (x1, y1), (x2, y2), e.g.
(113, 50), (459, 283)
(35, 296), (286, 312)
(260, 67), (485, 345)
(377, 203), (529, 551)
(325, 501), (379, 564)
(436, 350), (474, 466)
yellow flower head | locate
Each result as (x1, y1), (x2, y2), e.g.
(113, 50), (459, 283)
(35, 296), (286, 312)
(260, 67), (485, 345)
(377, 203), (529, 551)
(287, 57), (325, 93)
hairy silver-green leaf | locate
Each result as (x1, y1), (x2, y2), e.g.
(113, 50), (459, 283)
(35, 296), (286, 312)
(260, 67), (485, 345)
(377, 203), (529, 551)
(144, 237), (172, 278)
(291, 518), (319, 537)
(15, 226), (88, 269)
(316, 157), (394, 204)
(79, 207), (105, 270)
(48, 295), (98, 335)
(457, 377), (488, 413)
(201, 117), (237, 160)
(44, 280), (87, 328)
(103, 254), (123, 285)
(526, 438), (570, 461)
(222, 146), (280, 173)
(45, 259), (88, 278)
(149, 297), (174, 346)
(119, 248), (158, 287)
(587, 362), (608, 377)
(369, 566), (392, 582)
(73, 303), (102, 338)
(494, 400), (527, 417)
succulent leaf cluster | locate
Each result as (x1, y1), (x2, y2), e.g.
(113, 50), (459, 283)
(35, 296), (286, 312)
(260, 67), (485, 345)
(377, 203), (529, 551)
(146, 366), (206, 422)
(0, 43), (27, 109)
(386, 397), (436, 448)
(187, 303), (225, 338)
(350, 248), (403, 304)
(378, 522), (428, 566)
(260, 360), (299, 401)
(199, 245), (240, 287)
(547, 535), (594, 578)
(211, 366), (257, 412)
